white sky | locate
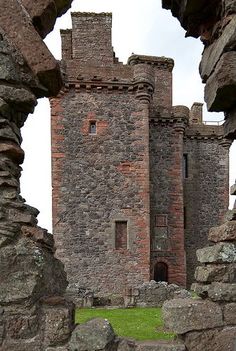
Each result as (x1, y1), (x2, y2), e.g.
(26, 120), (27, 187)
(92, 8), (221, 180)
(21, 0), (236, 232)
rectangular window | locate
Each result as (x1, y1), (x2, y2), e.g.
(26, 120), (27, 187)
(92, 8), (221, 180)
(183, 154), (188, 178)
(89, 121), (97, 134)
(115, 221), (127, 249)
(155, 214), (168, 227)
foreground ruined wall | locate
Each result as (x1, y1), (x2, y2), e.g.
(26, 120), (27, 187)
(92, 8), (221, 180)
(162, 1), (236, 350)
(0, 1), (75, 349)
(162, 0), (236, 138)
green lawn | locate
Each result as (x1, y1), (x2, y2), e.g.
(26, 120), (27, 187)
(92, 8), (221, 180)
(75, 307), (175, 341)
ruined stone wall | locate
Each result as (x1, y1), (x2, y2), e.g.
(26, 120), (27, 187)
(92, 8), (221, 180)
(162, 1), (236, 350)
(0, 1), (75, 349)
(184, 131), (230, 286)
(162, 0), (236, 138)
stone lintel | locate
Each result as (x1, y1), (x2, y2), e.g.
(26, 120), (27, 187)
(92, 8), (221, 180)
(0, 0), (62, 97)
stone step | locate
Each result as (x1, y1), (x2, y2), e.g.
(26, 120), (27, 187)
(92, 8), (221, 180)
(136, 340), (185, 351)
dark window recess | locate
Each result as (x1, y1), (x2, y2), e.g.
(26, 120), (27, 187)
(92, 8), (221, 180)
(89, 121), (97, 134)
(184, 207), (187, 229)
(154, 262), (168, 282)
(183, 154), (188, 178)
(115, 221), (127, 249)
(155, 214), (168, 227)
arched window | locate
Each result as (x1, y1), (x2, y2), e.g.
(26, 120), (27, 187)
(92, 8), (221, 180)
(154, 262), (168, 282)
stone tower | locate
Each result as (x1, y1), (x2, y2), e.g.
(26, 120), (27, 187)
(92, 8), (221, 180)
(50, 12), (230, 300)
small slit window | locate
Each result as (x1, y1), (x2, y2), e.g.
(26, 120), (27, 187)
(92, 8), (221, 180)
(184, 207), (187, 229)
(183, 154), (188, 178)
(89, 121), (97, 134)
(115, 221), (127, 249)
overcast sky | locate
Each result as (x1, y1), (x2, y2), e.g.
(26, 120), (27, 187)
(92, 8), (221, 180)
(21, 0), (236, 232)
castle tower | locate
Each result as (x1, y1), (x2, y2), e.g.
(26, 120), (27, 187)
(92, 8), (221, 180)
(50, 12), (230, 300)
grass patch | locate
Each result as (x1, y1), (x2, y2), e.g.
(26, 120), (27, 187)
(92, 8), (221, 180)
(75, 307), (175, 341)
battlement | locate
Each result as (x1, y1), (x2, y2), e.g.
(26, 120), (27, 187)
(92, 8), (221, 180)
(128, 54), (174, 72)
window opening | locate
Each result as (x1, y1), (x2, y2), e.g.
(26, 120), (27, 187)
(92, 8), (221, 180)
(183, 154), (188, 178)
(115, 221), (127, 249)
(89, 121), (97, 134)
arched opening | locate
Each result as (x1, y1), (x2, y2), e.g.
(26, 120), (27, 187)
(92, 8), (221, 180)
(154, 262), (168, 282)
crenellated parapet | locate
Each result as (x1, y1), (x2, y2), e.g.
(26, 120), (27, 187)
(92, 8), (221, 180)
(162, 0), (236, 138)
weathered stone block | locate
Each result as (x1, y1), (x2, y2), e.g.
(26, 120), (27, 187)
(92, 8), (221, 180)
(6, 314), (39, 339)
(223, 303), (236, 325)
(204, 52), (236, 111)
(43, 304), (74, 347)
(224, 208), (236, 222)
(1, 336), (42, 351)
(200, 16), (236, 82)
(0, 85), (37, 114)
(0, 0), (62, 97)
(117, 338), (136, 351)
(209, 221), (236, 242)
(136, 340), (186, 350)
(194, 264), (236, 283)
(196, 242), (236, 264)
(0, 237), (67, 304)
(224, 107), (236, 139)
(184, 327), (236, 351)
(192, 282), (236, 301)
(231, 183), (236, 196)
(162, 298), (223, 334)
(22, 225), (54, 251)
(68, 318), (117, 351)
(0, 52), (20, 82)
(224, 0), (236, 15)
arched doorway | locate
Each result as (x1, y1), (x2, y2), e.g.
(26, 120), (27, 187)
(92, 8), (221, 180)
(154, 262), (168, 282)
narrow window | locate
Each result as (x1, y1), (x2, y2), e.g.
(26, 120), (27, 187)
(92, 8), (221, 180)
(183, 154), (188, 178)
(89, 121), (97, 134)
(115, 221), (127, 249)
(184, 207), (187, 229)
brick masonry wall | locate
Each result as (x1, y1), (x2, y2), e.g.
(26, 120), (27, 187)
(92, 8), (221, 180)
(149, 118), (186, 286)
(71, 12), (114, 66)
(51, 89), (151, 296)
(183, 134), (230, 287)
